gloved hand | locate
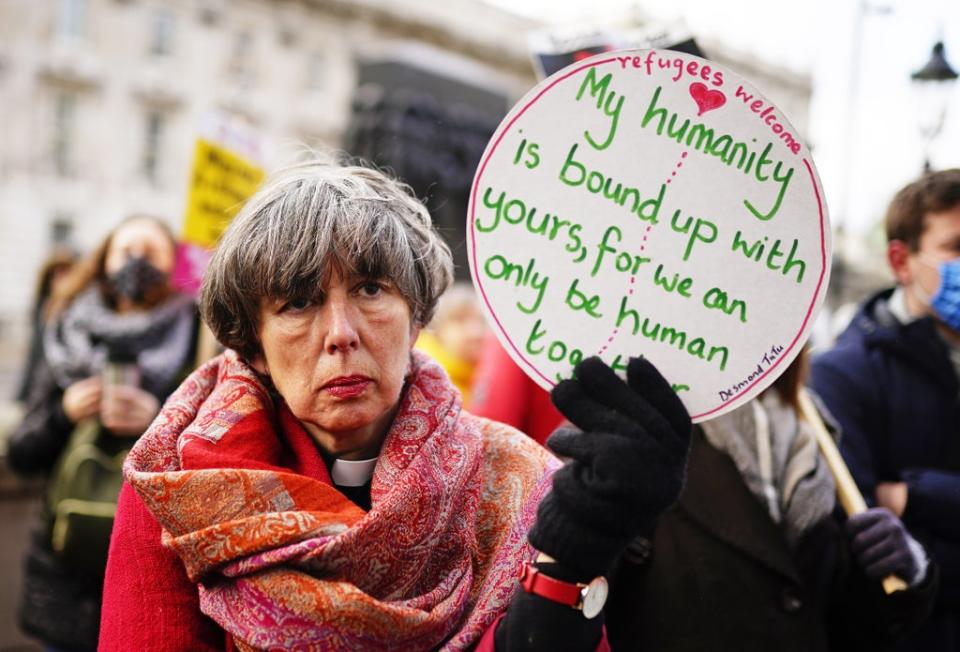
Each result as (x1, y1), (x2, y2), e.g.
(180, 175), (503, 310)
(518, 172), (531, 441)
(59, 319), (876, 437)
(527, 356), (691, 580)
(847, 507), (923, 585)
(496, 561), (605, 651)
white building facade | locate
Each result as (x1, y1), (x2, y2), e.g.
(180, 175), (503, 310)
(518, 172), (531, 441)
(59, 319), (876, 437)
(0, 0), (537, 385)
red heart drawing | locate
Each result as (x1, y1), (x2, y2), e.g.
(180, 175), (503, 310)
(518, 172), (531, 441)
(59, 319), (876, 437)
(689, 82), (726, 116)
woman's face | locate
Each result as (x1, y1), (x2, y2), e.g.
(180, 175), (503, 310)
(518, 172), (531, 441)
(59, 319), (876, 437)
(104, 218), (175, 277)
(255, 270), (419, 460)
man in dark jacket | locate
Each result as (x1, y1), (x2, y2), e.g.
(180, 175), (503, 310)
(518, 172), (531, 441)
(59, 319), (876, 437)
(811, 169), (960, 651)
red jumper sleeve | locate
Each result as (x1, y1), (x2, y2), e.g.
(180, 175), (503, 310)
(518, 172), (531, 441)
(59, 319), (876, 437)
(99, 482), (225, 651)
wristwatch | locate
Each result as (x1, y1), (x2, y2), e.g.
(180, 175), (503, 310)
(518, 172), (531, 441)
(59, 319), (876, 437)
(519, 562), (609, 619)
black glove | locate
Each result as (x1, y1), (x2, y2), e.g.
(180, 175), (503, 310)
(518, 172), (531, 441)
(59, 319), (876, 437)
(847, 507), (922, 585)
(527, 356), (691, 579)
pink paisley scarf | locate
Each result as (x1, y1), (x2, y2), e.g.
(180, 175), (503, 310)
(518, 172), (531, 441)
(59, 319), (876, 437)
(124, 349), (558, 651)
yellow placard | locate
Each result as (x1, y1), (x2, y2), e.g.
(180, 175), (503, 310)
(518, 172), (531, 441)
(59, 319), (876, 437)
(181, 138), (265, 248)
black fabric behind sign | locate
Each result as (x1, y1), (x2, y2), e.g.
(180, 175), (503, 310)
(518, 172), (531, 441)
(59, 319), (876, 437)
(343, 63), (506, 280)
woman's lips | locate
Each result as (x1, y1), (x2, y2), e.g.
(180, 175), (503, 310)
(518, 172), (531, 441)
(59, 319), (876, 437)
(322, 376), (371, 398)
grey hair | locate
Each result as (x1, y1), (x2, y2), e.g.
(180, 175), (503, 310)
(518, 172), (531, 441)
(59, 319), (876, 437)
(201, 159), (454, 360)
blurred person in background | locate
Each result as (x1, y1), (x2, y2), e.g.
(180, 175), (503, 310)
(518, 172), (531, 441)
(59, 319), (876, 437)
(99, 161), (691, 651)
(414, 281), (487, 406)
(7, 215), (198, 652)
(603, 349), (936, 651)
(14, 247), (78, 403)
(470, 332), (564, 446)
(811, 169), (960, 652)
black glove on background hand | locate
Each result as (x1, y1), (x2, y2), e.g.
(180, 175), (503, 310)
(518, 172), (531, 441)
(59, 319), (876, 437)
(847, 507), (922, 585)
(528, 356), (691, 580)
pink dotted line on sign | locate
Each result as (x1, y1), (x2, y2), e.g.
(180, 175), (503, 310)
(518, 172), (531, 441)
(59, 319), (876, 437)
(665, 151), (688, 185)
(596, 151), (682, 357)
(596, 222), (654, 356)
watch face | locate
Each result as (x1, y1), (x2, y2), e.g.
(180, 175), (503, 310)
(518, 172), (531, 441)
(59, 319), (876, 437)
(580, 576), (609, 619)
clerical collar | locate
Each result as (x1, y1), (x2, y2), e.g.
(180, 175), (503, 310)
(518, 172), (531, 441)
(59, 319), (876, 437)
(331, 457), (377, 487)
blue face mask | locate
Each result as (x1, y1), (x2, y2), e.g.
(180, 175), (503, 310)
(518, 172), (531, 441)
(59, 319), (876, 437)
(930, 257), (960, 332)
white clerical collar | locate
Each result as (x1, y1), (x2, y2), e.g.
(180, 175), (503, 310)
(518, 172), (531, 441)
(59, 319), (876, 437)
(331, 457), (377, 487)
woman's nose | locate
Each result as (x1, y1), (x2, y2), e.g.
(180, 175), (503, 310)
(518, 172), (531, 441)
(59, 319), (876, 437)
(324, 297), (360, 354)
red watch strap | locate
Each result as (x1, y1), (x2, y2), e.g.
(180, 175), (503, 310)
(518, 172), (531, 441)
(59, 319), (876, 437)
(519, 563), (582, 607)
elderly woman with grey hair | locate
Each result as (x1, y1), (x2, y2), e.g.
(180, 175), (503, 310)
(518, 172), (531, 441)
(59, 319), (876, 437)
(98, 160), (691, 651)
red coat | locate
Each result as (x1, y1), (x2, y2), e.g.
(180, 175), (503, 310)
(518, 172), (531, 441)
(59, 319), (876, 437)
(100, 427), (607, 652)
(101, 408), (539, 652)
(100, 482), (227, 650)
(99, 405), (338, 650)
(470, 333), (563, 446)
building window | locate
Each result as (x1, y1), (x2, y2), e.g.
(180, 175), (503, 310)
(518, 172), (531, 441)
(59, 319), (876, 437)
(148, 7), (176, 57)
(306, 52), (325, 92)
(229, 30), (255, 88)
(50, 215), (74, 245)
(142, 111), (165, 184)
(57, 0), (88, 40)
(53, 93), (76, 177)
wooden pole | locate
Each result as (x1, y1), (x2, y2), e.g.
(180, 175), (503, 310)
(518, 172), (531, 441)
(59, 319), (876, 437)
(797, 388), (907, 595)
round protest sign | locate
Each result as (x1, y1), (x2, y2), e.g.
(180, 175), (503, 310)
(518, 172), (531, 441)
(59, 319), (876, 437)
(467, 49), (831, 422)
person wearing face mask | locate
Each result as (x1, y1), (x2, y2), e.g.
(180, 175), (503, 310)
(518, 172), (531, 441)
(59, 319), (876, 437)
(8, 215), (198, 652)
(811, 169), (960, 652)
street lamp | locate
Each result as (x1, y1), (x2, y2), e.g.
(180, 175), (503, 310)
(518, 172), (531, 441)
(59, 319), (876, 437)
(911, 41), (958, 172)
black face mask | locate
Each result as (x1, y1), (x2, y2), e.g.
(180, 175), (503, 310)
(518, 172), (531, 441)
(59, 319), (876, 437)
(108, 256), (168, 305)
